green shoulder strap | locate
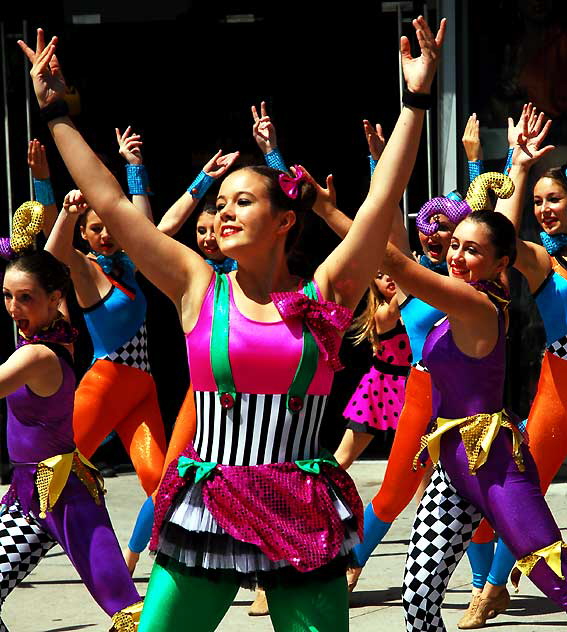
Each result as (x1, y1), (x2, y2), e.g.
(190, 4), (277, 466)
(210, 276), (319, 412)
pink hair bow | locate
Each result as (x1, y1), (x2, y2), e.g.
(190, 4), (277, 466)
(278, 166), (305, 199)
(270, 292), (353, 371)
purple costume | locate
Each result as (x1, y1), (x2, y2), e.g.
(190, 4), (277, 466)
(0, 342), (141, 631)
(402, 298), (567, 632)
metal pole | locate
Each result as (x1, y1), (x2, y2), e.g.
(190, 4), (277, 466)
(1, 22), (13, 231)
(23, 20), (33, 200)
(424, 3), (433, 200)
(396, 3), (409, 227)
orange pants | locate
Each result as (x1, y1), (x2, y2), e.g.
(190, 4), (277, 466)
(371, 366), (494, 543)
(73, 359), (166, 496)
(161, 384), (196, 481)
(525, 351), (567, 493)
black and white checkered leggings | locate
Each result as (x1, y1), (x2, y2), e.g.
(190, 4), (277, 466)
(402, 466), (482, 632)
(0, 501), (56, 632)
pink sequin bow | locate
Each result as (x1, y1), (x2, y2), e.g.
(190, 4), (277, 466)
(270, 292), (353, 371)
(278, 166), (305, 199)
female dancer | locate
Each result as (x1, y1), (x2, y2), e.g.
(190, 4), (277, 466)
(457, 109), (567, 627)
(0, 220), (142, 631)
(376, 210), (567, 630)
(20, 15), (446, 630)
(339, 273), (411, 455)
(308, 144), (506, 593)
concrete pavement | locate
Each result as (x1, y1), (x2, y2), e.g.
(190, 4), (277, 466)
(3, 460), (566, 631)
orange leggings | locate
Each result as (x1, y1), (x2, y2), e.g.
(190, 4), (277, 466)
(73, 359), (166, 496)
(371, 367), (494, 544)
(525, 351), (567, 493)
(160, 384), (196, 482)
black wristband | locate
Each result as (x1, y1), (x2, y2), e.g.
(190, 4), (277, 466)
(402, 88), (433, 110)
(39, 100), (69, 123)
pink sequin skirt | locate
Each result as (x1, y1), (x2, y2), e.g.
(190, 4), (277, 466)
(153, 444), (362, 588)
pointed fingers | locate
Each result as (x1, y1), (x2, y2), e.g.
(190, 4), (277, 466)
(251, 104), (259, 122)
(260, 101), (267, 118)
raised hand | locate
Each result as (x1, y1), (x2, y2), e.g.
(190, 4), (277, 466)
(28, 139), (50, 179)
(62, 189), (89, 215)
(507, 103), (538, 148)
(116, 126), (143, 165)
(513, 107), (554, 168)
(18, 28), (66, 108)
(401, 16), (446, 94)
(301, 165), (337, 216)
(203, 149), (240, 178)
(363, 120), (386, 161)
(462, 114), (483, 162)
(252, 101), (278, 154)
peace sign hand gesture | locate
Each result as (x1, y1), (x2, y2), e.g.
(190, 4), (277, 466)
(252, 101), (278, 154)
(18, 28), (66, 108)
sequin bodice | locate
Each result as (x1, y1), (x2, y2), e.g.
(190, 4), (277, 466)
(422, 311), (505, 419)
(7, 344), (76, 463)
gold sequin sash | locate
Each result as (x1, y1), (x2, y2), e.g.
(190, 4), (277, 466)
(35, 451), (105, 518)
(516, 540), (567, 579)
(111, 601), (143, 631)
(412, 409), (524, 475)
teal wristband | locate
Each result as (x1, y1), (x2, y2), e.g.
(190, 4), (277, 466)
(369, 155), (378, 177)
(33, 178), (55, 206)
(188, 171), (214, 199)
(504, 148), (513, 176)
(264, 148), (287, 172)
(126, 164), (151, 195)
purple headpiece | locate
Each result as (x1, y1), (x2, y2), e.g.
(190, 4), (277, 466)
(279, 166), (306, 200)
(415, 197), (472, 236)
(416, 173), (515, 236)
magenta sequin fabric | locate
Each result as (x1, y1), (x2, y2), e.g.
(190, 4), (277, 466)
(416, 196), (472, 236)
(152, 444), (362, 573)
(270, 292), (353, 371)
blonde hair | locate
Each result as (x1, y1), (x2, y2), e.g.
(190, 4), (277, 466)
(349, 282), (386, 353)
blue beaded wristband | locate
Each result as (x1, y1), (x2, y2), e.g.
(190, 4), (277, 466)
(369, 155), (378, 177)
(503, 148), (513, 176)
(126, 164), (152, 195)
(33, 178), (55, 206)
(264, 148), (287, 172)
(467, 160), (484, 183)
(188, 170), (215, 199)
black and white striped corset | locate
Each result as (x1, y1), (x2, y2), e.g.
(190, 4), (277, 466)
(193, 391), (329, 465)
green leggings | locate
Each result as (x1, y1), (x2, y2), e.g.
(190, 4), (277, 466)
(138, 558), (349, 632)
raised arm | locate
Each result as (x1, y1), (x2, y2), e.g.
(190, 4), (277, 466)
(156, 149), (239, 236)
(19, 30), (212, 318)
(382, 242), (494, 326)
(313, 16), (446, 310)
(116, 126), (154, 221)
(251, 101), (287, 171)
(28, 138), (58, 236)
(495, 105), (554, 291)
(462, 113), (484, 183)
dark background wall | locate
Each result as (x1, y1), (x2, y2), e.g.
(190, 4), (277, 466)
(1, 1), (441, 468)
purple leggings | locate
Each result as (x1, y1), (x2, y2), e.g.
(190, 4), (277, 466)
(441, 427), (567, 609)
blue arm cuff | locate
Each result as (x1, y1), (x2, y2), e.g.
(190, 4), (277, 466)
(33, 178), (55, 206)
(188, 170), (215, 199)
(264, 148), (287, 172)
(467, 160), (484, 183)
(369, 155), (378, 177)
(126, 164), (152, 196)
(503, 148), (513, 176)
